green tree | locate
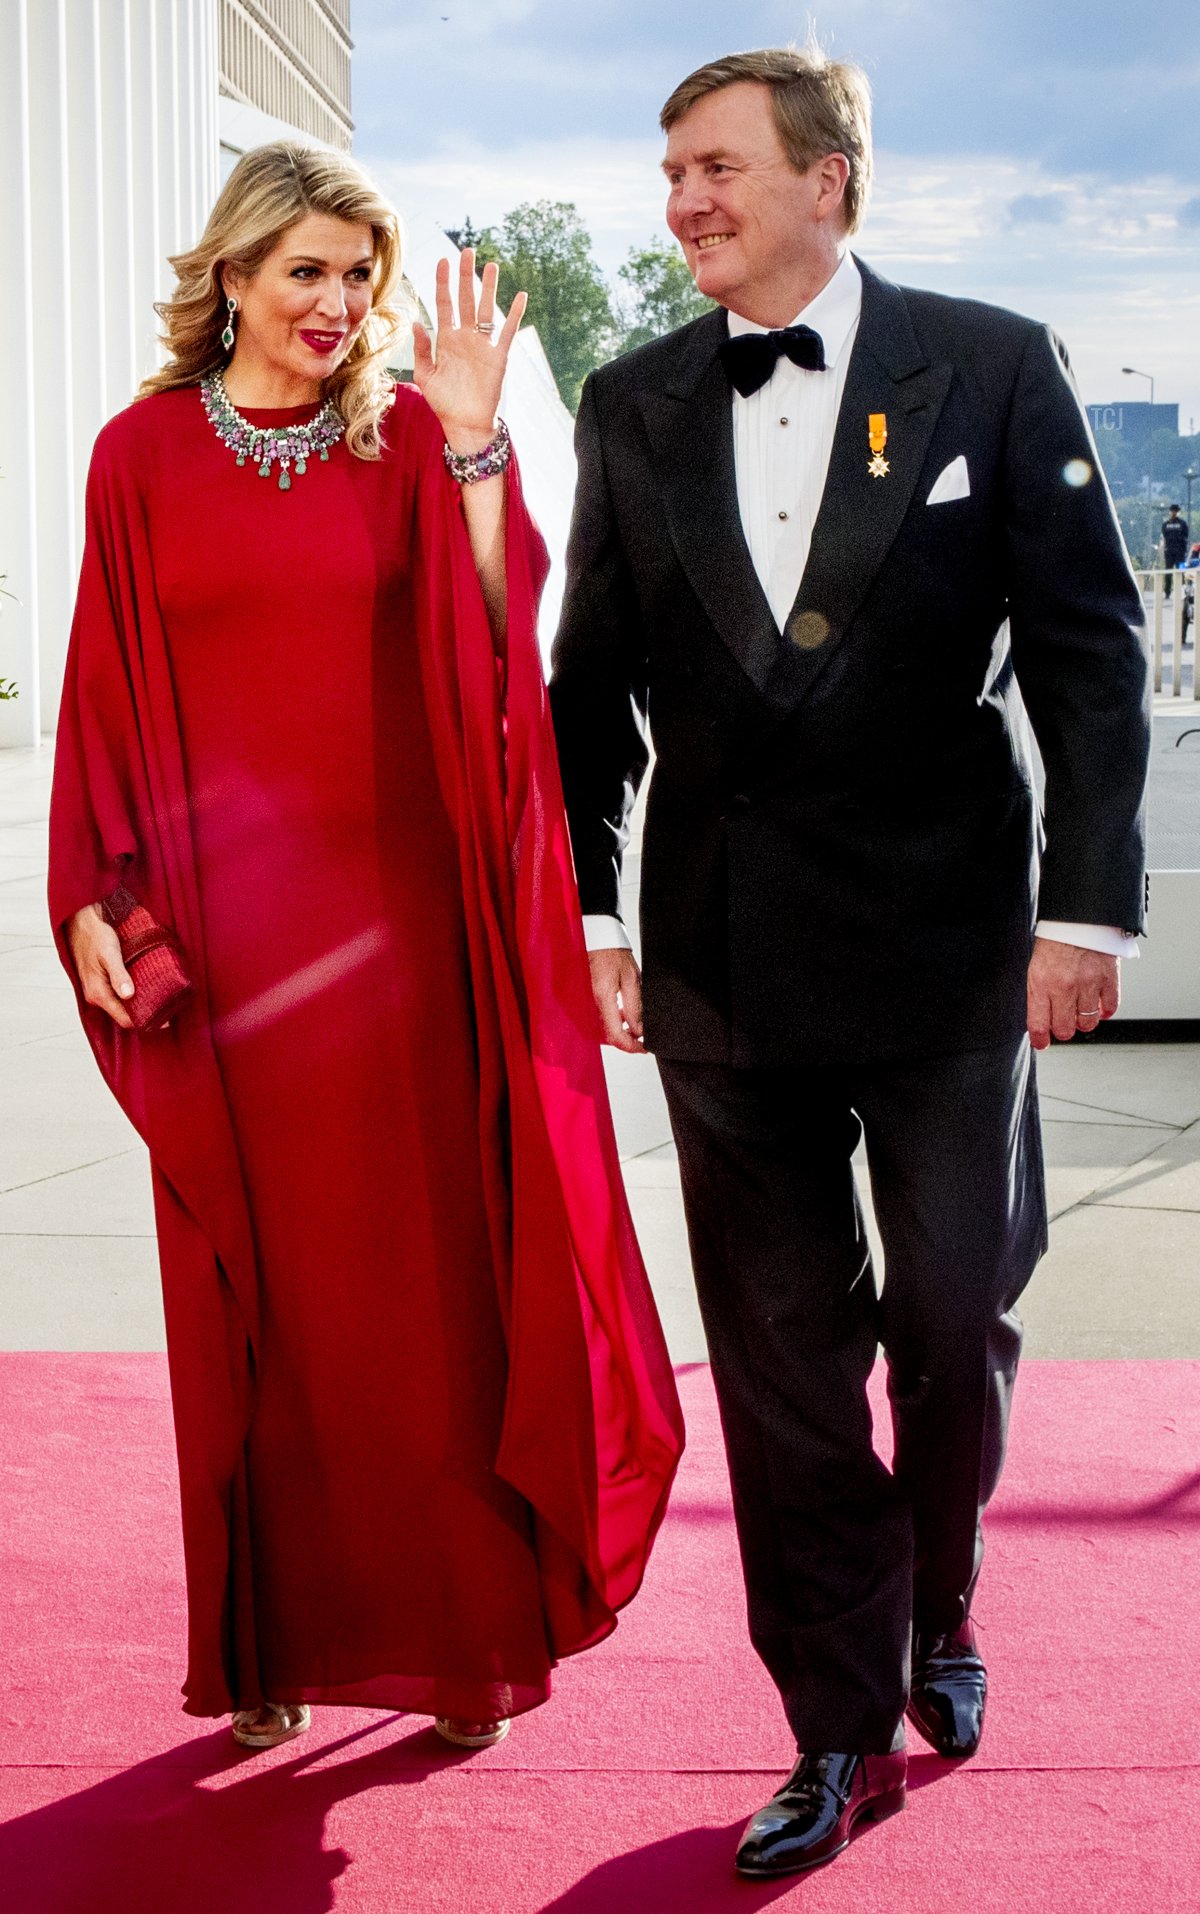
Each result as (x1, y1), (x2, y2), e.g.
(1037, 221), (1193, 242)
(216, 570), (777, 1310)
(617, 239), (714, 352)
(443, 218), (483, 253)
(1113, 495), (1160, 567)
(1092, 427), (1139, 500)
(471, 201), (616, 413)
(1095, 426), (1200, 515)
(1148, 427), (1200, 509)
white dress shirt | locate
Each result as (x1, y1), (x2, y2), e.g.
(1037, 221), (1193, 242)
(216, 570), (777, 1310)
(727, 248), (863, 630)
(582, 252), (1134, 963)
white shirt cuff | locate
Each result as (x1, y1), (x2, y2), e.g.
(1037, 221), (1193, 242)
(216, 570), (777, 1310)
(582, 914), (633, 953)
(1036, 920), (1139, 960)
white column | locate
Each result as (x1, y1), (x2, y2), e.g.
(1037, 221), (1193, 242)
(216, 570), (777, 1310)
(156, 0), (183, 298)
(200, 0), (220, 213)
(64, 0), (107, 553)
(26, 0), (77, 735)
(178, 0), (208, 245)
(0, 0), (41, 747)
(130, 0), (164, 386)
(98, 0), (139, 409)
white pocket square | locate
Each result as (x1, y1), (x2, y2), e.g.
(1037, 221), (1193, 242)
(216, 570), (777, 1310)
(926, 455), (970, 505)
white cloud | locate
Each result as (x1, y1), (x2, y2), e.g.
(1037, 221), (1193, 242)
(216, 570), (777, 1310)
(861, 155), (1200, 424)
(370, 135), (669, 270)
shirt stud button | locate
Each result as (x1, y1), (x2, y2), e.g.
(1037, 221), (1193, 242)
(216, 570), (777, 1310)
(778, 509), (789, 521)
(780, 416), (789, 425)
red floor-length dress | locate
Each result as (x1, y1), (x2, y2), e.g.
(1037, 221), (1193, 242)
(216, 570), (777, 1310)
(49, 383), (683, 1721)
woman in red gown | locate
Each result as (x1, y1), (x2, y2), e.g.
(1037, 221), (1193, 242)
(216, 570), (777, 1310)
(49, 145), (682, 1751)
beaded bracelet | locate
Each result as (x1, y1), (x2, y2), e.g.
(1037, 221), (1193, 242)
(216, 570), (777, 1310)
(443, 418), (512, 485)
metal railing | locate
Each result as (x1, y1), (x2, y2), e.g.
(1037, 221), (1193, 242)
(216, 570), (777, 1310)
(1134, 569), (1197, 699)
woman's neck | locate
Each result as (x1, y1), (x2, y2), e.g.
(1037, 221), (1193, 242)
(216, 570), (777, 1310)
(221, 350), (322, 409)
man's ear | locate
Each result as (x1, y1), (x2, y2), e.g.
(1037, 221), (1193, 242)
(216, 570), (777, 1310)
(814, 152), (851, 226)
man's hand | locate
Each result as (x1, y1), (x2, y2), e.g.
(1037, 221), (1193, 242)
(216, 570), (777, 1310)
(588, 947), (645, 1053)
(1026, 936), (1119, 1050)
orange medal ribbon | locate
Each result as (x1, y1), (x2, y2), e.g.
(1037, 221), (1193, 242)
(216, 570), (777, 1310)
(868, 413), (889, 478)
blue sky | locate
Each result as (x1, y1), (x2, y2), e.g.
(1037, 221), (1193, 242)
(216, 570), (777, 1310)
(351, 1), (1200, 427)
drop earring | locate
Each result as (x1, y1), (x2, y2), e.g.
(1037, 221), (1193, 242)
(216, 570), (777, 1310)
(221, 297), (237, 353)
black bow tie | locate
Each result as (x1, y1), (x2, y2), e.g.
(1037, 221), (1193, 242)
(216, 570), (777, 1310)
(719, 324), (827, 396)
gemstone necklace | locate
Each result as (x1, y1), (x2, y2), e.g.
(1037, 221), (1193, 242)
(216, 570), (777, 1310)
(200, 370), (345, 491)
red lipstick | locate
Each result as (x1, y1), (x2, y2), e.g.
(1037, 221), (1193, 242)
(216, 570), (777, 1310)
(298, 330), (345, 355)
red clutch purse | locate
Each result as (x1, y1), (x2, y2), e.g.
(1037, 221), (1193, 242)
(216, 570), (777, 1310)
(100, 885), (195, 1031)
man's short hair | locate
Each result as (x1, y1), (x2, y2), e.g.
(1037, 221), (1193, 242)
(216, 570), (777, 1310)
(660, 44), (874, 235)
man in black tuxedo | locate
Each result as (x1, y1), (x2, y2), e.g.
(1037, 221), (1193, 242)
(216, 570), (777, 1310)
(549, 46), (1149, 1879)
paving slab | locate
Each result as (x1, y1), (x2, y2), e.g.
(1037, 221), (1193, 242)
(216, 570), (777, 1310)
(0, 1039), (140, 1194)
(0, 901), (59, 940)
(1089, 1118), (1200, 1213)
(0, 858), (48, 886)
(1038, 1092), (1176, 1130)
(1036, 1042), (1200, 1129)
(1040, 1117), (1174, 1218)
(0, 986), (82, 1053)
(603, 1051), (673, 1161)
(0, 944), (72, 990)
(0, 1231), (164, 1351)
(623, 1182), (707, 1363)
(0, 873), (49, 900)
(0, 1148), (154, 1238)
(1018, 1203), (1200, 1357)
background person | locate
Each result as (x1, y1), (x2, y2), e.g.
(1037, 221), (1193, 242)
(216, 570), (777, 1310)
(50, 144), (682, 1755)
(550, 45), (1149, 1880)
(1162, 503), (1189, 595)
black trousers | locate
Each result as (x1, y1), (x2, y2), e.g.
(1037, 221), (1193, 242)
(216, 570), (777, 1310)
(658, 1036), (1047, 1752)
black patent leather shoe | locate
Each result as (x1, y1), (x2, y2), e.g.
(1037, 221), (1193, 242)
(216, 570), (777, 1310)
(907, 1620), (987, 1757)
(734, 1750), (907, 1877)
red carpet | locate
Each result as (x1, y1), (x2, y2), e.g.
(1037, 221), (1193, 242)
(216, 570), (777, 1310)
(2, 1356), (1198, 1912)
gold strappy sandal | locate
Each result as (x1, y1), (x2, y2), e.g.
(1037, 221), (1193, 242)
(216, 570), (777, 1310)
(434, 1716), (510, 1748)
(231, 1701), (312, 1749)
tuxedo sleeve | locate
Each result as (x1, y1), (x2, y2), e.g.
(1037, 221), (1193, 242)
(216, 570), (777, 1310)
(549, 371), (650, 919)
(1002, 324), (1150, 933)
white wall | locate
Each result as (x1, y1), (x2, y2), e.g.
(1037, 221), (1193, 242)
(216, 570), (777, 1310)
(0, 0), (220, 745)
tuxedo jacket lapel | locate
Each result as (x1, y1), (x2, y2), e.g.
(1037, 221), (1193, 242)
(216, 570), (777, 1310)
(638, 309), (784, 696)
(766, 260), (953, 707)
(635, 266), (953, 709)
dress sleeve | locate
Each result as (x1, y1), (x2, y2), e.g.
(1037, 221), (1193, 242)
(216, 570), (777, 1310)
(48, 433), (147, 936)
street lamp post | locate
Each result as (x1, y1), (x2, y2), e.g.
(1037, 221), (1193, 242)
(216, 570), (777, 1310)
(1122, 365), (1156, 566)
(1186, 467), (1196, 523)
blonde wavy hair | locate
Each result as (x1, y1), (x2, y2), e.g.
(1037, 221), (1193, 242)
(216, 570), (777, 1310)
(141, 143), (404, 459)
